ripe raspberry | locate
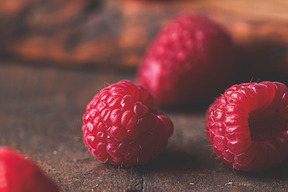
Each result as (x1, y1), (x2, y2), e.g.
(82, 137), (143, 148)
(82, 80), (174, 166)
(137, 14), (235, 107)
(0, 147), (59, 192)
(206, 81), (288, 171)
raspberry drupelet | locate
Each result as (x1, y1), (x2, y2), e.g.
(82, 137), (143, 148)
(206, 81), (288, 171)
(82, 80), (174, 167)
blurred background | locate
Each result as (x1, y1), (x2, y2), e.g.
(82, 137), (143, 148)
(0, 0), (287, 83)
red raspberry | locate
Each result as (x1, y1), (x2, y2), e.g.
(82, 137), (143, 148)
(0, 147), (59, 192)
(206, 81), (288, 171)
(82, 80), (174, 166)
(137, 14), (235, 107)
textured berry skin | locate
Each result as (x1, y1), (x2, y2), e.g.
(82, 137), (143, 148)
(137, 14), (235, 107)
(0, 147), (59, 192)
(82, 80), (174, 166)
(206, 81), (288, 171)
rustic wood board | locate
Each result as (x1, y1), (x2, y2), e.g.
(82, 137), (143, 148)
(0, 0), (288, 74)
(0, 63), (288, 191)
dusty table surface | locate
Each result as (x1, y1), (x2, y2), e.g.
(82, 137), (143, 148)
(0, 63), (288, 192)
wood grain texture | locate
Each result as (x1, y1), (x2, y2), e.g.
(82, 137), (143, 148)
(0, 63), (287, 191)
(0, 0), (287, 73)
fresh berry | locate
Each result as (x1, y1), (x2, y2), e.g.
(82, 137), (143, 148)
(137, 14), (235, 107)
(0, 147), (59, 192)
(82, 80), (174, 166)
(206, 81), (288, 171)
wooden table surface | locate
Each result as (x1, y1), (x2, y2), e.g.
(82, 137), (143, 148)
(0, 63), (288, 192)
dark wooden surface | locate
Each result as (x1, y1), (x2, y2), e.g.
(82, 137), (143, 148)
(0, 63), (288, 192)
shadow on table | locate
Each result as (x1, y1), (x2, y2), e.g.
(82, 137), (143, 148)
(143, 149), (203, 173)
(157, 100), (214, 115)
(236, 158), (288, 179)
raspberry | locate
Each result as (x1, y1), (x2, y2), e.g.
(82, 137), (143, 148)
(0, 147), (59, 192)
(137, 14), (235, 107)
(206, 81), (288, 171)
(82, 80), (174, 166)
